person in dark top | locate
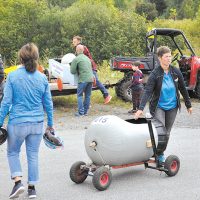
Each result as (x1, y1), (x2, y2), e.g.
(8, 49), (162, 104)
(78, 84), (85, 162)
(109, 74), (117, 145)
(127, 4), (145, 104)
(72, 36), (112, 104)
(0, 54), (5, 103)
(128, 61), (144, 114)
(134, 46), (192, 164)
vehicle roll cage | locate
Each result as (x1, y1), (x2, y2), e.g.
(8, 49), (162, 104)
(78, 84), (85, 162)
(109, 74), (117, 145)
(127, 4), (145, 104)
(145, 28), (196, 56)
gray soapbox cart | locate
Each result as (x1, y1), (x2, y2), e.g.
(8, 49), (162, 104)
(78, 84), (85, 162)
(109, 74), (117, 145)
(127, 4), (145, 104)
(69, 114), (180, 191)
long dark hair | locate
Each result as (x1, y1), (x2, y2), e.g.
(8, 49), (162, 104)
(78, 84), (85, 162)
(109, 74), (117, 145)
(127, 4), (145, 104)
(18, 43), (39, 73)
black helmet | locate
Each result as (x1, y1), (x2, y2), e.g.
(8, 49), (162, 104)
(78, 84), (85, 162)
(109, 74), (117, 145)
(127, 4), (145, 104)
(43, 129), (64, 149)
(0, 127), (8, 145)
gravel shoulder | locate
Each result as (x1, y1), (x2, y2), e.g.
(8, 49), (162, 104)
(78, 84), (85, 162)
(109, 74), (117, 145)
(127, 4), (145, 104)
(53, 99), (200, 131)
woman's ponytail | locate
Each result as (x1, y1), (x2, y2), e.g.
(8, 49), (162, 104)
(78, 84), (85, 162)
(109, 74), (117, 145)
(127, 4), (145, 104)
(18, 43), (39, 73)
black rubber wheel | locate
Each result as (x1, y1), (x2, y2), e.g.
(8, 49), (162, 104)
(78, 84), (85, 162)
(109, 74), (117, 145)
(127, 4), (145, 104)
(92, 166), (112, 191)
(164, 155), (180, 177)
(70, 161), (88, 184)
(195, 80), (200, 99)
(115, 78), (132, 102)
(115, 79), (123, 98)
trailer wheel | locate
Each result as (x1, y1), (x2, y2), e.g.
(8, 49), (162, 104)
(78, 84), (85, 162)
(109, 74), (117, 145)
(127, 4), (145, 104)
(164, 155), (180, 177)
(92, 166), (112, 191)
(70, 161), (88, 184)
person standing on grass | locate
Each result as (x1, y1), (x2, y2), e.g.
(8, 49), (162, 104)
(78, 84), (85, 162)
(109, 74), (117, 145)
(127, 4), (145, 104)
(0, 43), (54, 199)
(72, 35), (112, 104)
(134, 46), (192, 164)
(70, 44), (94, 117)
(128, 61), (144, 114)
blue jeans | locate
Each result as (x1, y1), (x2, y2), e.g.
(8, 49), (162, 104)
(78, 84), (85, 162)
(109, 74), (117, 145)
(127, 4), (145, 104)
(7, 122), (43, 185)
(77, 82), (92, 115)
(93, 70), (108, 98)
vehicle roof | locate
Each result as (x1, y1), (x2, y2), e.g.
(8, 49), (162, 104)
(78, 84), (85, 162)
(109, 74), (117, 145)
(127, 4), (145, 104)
(146, 28), (183, 37)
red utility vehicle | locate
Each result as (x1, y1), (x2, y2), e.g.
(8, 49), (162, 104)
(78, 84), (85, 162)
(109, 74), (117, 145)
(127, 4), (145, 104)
(110, 28), (200, 101)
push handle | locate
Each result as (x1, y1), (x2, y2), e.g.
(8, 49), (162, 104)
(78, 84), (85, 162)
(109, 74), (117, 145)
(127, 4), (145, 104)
(146, 113), (158, 157)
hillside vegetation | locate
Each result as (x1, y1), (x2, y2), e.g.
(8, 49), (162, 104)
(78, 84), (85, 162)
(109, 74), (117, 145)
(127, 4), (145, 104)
(0, 0), (200, 66)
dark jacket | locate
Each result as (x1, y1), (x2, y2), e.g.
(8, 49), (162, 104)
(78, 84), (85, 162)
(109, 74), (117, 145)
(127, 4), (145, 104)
(83, 45), (97, 71)
(139, 65), (192, 116)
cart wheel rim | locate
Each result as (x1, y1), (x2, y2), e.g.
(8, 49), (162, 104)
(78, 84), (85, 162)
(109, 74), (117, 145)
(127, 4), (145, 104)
(170, 160), (178, 171)
(100, 172), (109, 186)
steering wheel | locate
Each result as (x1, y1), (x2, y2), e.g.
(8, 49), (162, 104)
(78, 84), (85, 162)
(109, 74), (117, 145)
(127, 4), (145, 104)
(172, 53), (179, 63)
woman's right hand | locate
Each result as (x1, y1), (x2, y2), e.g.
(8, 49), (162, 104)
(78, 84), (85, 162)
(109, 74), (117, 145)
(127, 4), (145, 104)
(187, 107), (192, 115)
(134, 110), (143, 119)
(45, 126), (54, 133)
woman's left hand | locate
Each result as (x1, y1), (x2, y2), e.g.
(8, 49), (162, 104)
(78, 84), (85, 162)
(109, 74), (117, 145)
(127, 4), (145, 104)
(187, 107), (192, 114)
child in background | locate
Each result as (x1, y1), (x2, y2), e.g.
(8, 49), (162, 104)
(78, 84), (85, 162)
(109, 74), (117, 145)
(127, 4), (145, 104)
(128, 61), (144, 114)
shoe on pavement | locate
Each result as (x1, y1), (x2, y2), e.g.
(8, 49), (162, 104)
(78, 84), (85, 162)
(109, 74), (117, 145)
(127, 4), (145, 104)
(28, 188), (36, 199)
(104, 95), (112, 104)
(74, 112), (84, 117)
(9, 182), (25, 199)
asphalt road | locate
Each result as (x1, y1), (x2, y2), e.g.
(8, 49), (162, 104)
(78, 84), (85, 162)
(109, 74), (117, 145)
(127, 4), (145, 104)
(0, 126), (200, 200)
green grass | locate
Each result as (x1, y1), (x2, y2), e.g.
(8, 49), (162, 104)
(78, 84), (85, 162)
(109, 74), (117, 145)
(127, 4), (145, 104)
(53, 60), (131, 109)
(53, 87), (132, 110)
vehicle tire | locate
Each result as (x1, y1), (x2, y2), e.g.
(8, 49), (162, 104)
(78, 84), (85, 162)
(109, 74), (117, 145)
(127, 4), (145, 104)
(92, 166), (112, 191)
(115, 79), (123, 98)
(164, 155), (180, 177)
(195, 74), (200, 99)
(70, 161), (88, 184)
(115, 78), (132, 102)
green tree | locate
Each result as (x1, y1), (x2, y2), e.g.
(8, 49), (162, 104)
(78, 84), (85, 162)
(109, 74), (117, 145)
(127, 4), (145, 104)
(135, 2), (158, 21)
(61, 1), (147, 62)
(46, 0), (77, 8)
(0, 0), (147, 64)
(149, 0), (167, 16)
(114, 0), (127, 10)
(165, 0), (200, 19)
(0, 0), (47, 64)
(169, 8), (177, 20)
(35, 7), (67, 58)
(178, 0), (198, 19)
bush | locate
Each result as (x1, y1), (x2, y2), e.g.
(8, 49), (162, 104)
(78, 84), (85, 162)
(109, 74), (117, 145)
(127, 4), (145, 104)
(0, 1), (147, 65)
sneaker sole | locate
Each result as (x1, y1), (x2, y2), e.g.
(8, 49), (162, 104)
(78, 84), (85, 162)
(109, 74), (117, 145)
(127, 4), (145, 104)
(9, 186), (25, 199)
(29, 194), (37, 199)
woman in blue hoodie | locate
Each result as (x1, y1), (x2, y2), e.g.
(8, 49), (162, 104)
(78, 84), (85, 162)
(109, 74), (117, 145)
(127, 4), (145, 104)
(0, 43), (53, 199)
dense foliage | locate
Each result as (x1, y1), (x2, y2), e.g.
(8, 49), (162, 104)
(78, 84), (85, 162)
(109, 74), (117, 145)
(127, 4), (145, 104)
(0, 0), (147, 65)
(0, 0), (200, 66)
